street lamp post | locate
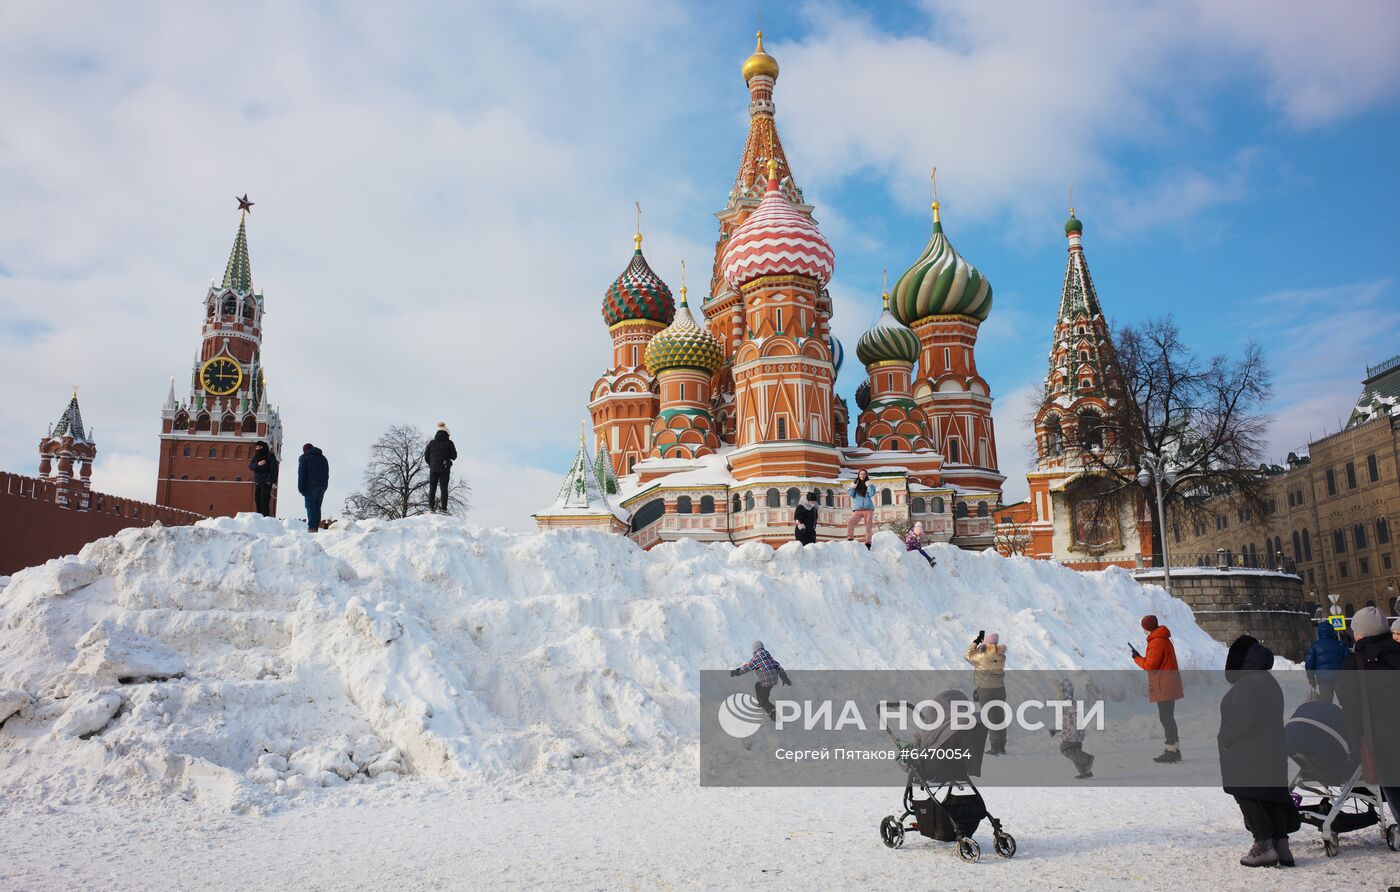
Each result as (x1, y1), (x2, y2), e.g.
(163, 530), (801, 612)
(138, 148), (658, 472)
(1137, 454), (1179, 597)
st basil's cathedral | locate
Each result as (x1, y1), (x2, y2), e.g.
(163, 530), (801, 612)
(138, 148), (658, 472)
(536, 33), (1005, 548)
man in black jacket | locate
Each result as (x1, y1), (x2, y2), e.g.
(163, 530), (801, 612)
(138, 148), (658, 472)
(424, 423), (458, 514)
(793, 491), (819, 545)
(248, 441), (278, 517)
(297, 444), (330, 532)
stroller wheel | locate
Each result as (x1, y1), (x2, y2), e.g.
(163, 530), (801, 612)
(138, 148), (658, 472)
(880, 815), (905, 849)
(994, 832), (1017, 858)
(957, 836), (981, 863)
(1323, 837), (1340, 858)
(1387, 823), (1399, 852)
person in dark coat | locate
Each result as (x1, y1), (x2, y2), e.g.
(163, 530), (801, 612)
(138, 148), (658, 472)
(794, 492), (819, 545)
(1303, 621), (1347, 704)
(1218, 635), (1295, 867)
(423, 423), (458, 514)
(248, 441), (278, 517)
(1336, 606), (1400, 827)
(297, 444), (330, 533)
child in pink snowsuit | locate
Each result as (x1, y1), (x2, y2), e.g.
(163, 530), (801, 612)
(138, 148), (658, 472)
(904, 521), (935, 567)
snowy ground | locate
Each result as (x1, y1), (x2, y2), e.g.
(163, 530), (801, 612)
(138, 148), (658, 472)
(0, 517), (1395, 889)
(2, 783), (1394, 891)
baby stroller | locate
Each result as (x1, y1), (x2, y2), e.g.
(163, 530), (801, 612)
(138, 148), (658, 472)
(1285, 700), (1399, 857)
(877, 694), (1017, 863)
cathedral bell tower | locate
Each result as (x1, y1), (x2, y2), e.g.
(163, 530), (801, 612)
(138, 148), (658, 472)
(156, 196), (284, 516)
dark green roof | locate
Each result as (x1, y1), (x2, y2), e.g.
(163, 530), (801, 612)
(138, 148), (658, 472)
(222, 217), (253, 292)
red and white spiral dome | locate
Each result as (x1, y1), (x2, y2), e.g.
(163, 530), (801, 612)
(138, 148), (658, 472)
(720, 165), (834, 290)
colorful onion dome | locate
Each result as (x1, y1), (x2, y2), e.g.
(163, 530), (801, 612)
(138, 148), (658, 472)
(601, 233), (675, 327)
(644, 284), (723, 376)
(720, 159), (834, 290)
(890, 201), (992, 325)
(741, 30), (779, 82)
(1065, 209), (1082, 235)
(828, 335), (845, 375)
(855, 379), (872, 411)
(856, 292), (922, 366)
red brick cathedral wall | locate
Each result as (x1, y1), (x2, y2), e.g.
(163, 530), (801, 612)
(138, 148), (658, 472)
(0, 472), (203, 576)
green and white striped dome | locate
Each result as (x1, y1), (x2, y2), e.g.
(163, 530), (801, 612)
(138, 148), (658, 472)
(856, 295), (921, 366)
(890, 202), (992, 325)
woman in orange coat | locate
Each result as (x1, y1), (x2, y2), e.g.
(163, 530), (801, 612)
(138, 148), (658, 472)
(1133, 614), (1185, 763)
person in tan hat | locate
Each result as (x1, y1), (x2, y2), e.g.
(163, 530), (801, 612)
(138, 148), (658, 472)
(423, 422), (458, 514)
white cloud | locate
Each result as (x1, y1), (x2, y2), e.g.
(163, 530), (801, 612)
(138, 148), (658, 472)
(991, 382), (1041, 505)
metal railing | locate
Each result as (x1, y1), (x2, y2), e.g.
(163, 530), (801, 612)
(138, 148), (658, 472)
(1141, 549), (1297, 575)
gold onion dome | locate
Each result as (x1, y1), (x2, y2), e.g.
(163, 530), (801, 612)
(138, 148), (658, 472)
(856, 291), (922, 366)
(741, 30), (779, 82)
(644, 282), (723, 376)
(890, 200), (992, 325)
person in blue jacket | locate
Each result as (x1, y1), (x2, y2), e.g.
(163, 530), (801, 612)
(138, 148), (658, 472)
(297, 444), (330, 533)
(1303, 621), (1347, 704)
(846, 469), (877, 549)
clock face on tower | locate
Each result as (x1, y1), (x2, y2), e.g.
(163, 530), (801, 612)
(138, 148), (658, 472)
(200, 357), (243, 396)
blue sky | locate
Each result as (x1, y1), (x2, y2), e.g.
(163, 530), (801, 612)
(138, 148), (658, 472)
(2, 1), (1398, 528)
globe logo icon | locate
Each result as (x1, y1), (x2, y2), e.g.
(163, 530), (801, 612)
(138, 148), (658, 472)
(718, 692), (768, 738)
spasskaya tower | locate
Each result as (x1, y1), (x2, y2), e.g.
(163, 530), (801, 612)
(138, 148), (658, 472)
(156, 196), (283, 516)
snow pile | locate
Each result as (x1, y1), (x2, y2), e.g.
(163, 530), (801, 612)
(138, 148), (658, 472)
(0, 514), (1221, 810)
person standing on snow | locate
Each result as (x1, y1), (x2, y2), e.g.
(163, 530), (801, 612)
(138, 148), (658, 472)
(1132, 614), (1185, 763)
(731, 641), (792, 721)
(297, 444), (330, 533)
(903, 521), (936, 567)
(846, 469), (876, 549)
(965, 631), (1009, 755)
(1218, 635), (1296, 868)
(424, 423), (458, 514)
(248, 440), (278, 517)
(1050, 677), (1094, 779)
(794, 491), (819, 545)
(1303, 621), (1347, 704)
(1336, 606), (1400, 828)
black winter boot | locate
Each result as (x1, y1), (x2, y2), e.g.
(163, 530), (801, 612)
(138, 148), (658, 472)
(1274, 837), (1294, 867)
(1153, 745), (1181, 763)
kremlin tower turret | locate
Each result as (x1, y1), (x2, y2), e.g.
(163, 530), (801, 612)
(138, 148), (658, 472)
(38, 391), (96, 510)
(156, 197), (283, 516)
(854, 287), (934, 454)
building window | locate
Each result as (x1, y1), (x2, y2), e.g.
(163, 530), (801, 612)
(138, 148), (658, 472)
(880, 488), (892, 506)
(676, 496), (692, 515)
(1338, 561), (1349, 579)
(1287, 492), (1295, 508)
(1333, 529), (1346, 554)
(825, 490), (834, 508)
(1383, 552), (1393, 570)
(196, 414), (211, 432)
(1377, 517), (1391, 544)
(1079, 350), (1088, 362)
(1326, 469), (1336, 496)
(1292, 531), (1302, 559)
(977, 501), (989, 517)
(182, 446), (191, 457)
(235, 476), (242, 482)
(948, 439), (961, 463)
(786, 487), (800, 507)
(1078, 411), (1102, 450)
(209, 447), (218, 458)
(1346, 462), (1357, 489)
(943, 347), (951, 370)
(1367, 454), (1379, 482)
(180, 475), (188, 480)
(1307, 568), (1315, 586)
(1302, 528), (1312, 561)
(745, 492), (755, 511)
(1355, 523), (1368, 550)
(955, 502), (969, 518)
(932, 496), (945, 513)
(1344, 602), (1355, 617)
(1359, 557), (1370, 575)
(765, 488), (780, 508)
(912, 497), (926, 514)
(775, 308), (783, 333)
(776, 417), (787, 439)
(731, 494), (741, 514)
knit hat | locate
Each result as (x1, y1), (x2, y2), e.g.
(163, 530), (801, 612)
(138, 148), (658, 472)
(1141, 615), (1159, 632)
(436, 422), (449, 434)
(752, 640), (764, 652)
(302, 443), (314, 453)
(1351, 605), (1389, 639)
(985, 632), (999, 646)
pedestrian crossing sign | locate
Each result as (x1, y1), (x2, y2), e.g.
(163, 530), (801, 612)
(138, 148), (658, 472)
(1328, 614), (1347, 631)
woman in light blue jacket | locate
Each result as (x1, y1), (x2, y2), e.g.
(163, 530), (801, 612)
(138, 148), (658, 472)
(846, 469), (876, 548)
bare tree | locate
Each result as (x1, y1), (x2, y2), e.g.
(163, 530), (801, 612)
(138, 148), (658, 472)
(994, 513), (1031, 557)
(1087, 316), (1272, 558)
(344, 424), (471, 519)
